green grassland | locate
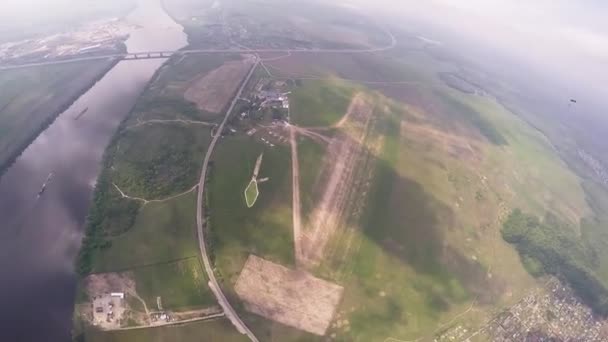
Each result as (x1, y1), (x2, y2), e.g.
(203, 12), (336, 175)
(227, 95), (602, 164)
(314, 80), (591, 341)
(0, 59), (116, 175)
(75, 5), (608, 340)
(92, 192), (199, 272)
(207, 135), (294, 284)
(228, 47), (593, 340)
(289, 78), (360, 127)
(76, 55), (248, 337)
(112, 124), (212, 199)
(78, 53), (238, 276)
(295, 137), (327, 219)
(133, 258), (215, 311)
(83, 318), (247, 342)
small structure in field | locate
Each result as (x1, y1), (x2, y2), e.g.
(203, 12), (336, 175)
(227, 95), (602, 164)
(244, 153), (264, 208)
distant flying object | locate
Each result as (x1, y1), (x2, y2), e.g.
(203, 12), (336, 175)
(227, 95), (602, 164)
(570, 99), (577, 103)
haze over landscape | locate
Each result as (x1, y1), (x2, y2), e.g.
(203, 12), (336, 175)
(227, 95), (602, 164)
(1, 1), (608, 341)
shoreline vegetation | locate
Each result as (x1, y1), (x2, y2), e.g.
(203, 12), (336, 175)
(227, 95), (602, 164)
(76, 57), (170, 277)
(0, 57), (120, 179)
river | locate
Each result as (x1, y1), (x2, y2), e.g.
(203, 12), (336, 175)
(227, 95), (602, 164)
(0, 1), (187, 340)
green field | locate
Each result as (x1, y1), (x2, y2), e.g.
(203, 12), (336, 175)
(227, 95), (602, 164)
(74, 1), (608, 340)
(224, 55), (591, 340)
(112, 124), (212, 199)
(76, 55), (245, 335)
(207, 135), (294, 285)
(83, 318), (247, 342)
(0, 59), (116, 175)
(244, 180), (259, 208)
(289, 78), (359, 127)
(132, 258), (215, 311)
(92, 192), (199, 272)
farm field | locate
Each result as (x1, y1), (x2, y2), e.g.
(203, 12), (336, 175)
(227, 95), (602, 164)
(0, 59), (117, 175)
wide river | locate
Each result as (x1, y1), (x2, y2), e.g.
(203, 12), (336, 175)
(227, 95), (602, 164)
(0, 1), (187, 340)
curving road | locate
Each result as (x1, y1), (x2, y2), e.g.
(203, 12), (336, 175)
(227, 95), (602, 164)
(195, 58), (260, 342)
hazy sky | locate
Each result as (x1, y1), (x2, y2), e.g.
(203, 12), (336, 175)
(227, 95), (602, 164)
(347, 0), (608, 100)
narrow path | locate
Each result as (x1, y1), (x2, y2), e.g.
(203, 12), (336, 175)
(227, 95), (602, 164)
(126, 118), (215, 130)
(289, 125), (332, 144)
(110, 312), (225, 331)
(290, 127), (304, 267)
(127, 291), (151, 324)
(196, 58), (260, 341)
(113, 183), (198, 205)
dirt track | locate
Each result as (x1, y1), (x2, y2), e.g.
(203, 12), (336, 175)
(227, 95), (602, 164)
(297, 93), (375, 268)
(290, 127), (304, 265)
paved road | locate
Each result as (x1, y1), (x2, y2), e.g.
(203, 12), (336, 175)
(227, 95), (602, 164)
(195, 58), (260, 342)
(0, 30), (396, 70)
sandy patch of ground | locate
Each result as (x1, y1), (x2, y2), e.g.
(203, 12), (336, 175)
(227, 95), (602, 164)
(400, 119), (483, 163)
(297, 93), (375, 268)
(83, 272), (136, 297)
(235, 255), (343, 335)
(184, 55), (255, 114)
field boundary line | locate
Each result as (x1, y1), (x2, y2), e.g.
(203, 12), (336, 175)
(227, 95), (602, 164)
(90, 255), (200, 274)
(107, 312), (226, 331)
(126, 118), (216, 130)
(113, 182), (198, 205)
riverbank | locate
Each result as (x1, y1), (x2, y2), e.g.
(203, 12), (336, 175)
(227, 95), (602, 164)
(0, 57), (120, 179)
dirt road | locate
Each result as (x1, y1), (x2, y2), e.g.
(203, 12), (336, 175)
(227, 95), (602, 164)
(290, 127), (304, 266)
(298, 94), (375, 268)
(196, 57), (259, 342)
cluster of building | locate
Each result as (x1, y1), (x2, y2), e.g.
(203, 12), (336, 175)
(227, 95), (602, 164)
(91, 292), (126, 329)
(485, 280), (607, 341)
(0, 19), (129, 64)
(256, 90), (290, 110)
(150, 312), (172, 324)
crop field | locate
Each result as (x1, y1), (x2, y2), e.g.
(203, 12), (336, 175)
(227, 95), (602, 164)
(0, 59), (116, 174)
(84, 318), (248, 342)
(184, 57), (256, 114)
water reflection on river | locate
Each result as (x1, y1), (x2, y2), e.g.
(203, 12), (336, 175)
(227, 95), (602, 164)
(0, 0), (186, 340)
